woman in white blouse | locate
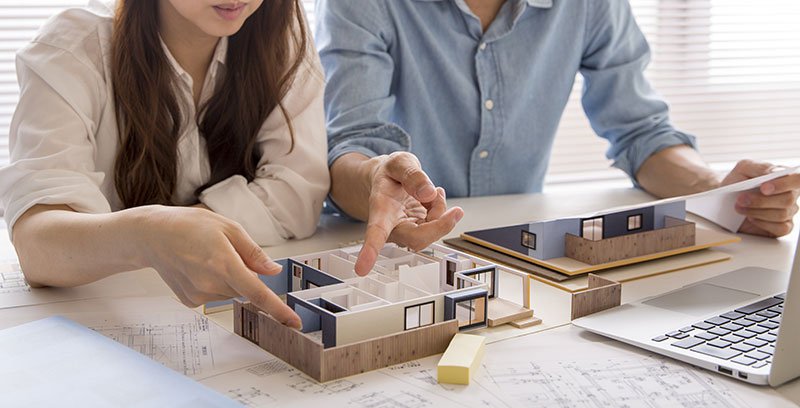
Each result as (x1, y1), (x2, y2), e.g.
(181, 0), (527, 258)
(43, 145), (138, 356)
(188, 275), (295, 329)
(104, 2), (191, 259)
(0, 0), (330, 328)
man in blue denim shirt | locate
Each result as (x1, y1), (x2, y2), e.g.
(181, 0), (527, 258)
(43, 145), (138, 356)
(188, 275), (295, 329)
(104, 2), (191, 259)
(316, 0), (800, 274)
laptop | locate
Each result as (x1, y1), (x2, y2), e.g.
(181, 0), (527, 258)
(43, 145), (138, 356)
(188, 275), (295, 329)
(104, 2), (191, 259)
(573, 235), (800, 386)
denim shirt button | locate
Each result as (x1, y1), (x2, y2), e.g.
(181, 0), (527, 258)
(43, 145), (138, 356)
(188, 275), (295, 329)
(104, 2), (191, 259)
(479, 42), (487, 51)
(484, 99), (494, 111)
(478, 150), (489, 159)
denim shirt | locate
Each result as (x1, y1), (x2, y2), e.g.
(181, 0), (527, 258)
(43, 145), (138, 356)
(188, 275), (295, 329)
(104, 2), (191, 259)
(316, 0), (697, 198)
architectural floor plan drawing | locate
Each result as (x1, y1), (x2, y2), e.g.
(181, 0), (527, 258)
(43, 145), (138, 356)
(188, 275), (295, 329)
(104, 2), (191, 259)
(91, 314), (213, 377)
(482, 357), (748, 408)
(0, 260), (147, 310)
(0, 296), (270, 381)
(474, 326), (794, 408)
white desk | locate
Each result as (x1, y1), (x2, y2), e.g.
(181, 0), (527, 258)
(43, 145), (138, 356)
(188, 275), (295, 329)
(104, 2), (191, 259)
(2, 188), (799, 405)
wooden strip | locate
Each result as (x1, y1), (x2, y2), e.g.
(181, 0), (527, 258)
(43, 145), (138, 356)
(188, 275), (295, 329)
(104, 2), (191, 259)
(319, 320), (458, 382)
(258, 310), (323, 381)
(571, 275), (622, 320)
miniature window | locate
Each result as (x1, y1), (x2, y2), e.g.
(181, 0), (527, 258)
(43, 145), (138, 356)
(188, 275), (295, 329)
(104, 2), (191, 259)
(582, 217), (603, 241)
(292, 264), (303, 278)
(446, 260), (456, 286)
(628, 214), (643, 231)
(521, 231), (537, 250)
(404, 301), (435, 330)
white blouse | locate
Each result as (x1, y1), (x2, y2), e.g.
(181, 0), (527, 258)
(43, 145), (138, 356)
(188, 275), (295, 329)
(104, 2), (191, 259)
(0, 1), (330, 246)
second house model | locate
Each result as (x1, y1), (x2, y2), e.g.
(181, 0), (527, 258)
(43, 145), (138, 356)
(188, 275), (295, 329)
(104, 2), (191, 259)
(462, 200), (740, 276)
(206, 243), (538, 382)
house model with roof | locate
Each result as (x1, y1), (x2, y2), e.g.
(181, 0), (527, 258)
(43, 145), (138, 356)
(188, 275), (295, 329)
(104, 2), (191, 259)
(206, 243), (537, 382)
(462, 200), (740, 276)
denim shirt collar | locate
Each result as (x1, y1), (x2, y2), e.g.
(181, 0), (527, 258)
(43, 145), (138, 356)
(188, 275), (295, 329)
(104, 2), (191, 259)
(411, 0), (553, 7)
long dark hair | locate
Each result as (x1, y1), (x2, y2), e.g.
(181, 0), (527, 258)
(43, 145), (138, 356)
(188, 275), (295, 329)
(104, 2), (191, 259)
(111, 0), (306, 207)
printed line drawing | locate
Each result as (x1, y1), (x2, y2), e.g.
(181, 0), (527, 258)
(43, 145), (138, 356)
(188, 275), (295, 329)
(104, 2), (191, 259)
(0, 263), (30, 295)
(91, 314), (214, 376)
(349, 391), (432, 408)
(227, 386), (277, 407)
(482, 355), (748, 408)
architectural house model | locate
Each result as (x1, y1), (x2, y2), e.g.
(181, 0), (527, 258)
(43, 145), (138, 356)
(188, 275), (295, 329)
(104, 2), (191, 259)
(462, 200), (740, 276)
(206, 243), (537, 382)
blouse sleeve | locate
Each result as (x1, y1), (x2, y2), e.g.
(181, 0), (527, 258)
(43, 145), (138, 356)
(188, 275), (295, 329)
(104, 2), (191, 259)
(199, 43), (330, 246)
(0, 42), (111, 238)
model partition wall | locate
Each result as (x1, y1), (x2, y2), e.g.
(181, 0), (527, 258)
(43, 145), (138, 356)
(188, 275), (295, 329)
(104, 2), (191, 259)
(565, 217), (696, 265)
(227, 242), (537, 382)
(255, 243), (498, 350)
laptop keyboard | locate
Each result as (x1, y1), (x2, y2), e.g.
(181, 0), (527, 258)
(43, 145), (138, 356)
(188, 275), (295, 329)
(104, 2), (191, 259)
(652, 293), (784, 369)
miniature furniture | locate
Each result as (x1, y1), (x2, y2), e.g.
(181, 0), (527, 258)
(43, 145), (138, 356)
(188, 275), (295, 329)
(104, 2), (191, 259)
(437, 333), (486, 385)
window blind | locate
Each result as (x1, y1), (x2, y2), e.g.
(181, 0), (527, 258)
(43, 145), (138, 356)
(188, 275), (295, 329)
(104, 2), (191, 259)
(0, 0), (316, 166)
(1, 1), (797, 187)
(548, 0), (800, 186)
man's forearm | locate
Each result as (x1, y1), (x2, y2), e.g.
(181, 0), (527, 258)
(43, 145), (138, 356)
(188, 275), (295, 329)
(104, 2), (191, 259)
(635, 145), (721, 198)
(330, 152), (378, 221)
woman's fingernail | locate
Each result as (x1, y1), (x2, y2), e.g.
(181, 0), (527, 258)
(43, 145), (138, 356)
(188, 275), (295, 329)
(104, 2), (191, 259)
(762, 183), (775, 195)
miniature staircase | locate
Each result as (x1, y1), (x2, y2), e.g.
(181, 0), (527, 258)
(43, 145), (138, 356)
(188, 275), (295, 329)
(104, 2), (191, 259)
(509, 316), (543, 328)
(487, 298), (534, 327)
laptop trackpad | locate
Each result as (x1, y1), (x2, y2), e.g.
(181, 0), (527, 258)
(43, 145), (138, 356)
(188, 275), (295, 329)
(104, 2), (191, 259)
(644, 283), (760, 317)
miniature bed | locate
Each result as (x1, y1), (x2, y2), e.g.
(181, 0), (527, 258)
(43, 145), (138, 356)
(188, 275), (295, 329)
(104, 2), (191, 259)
(204, 243), (538, 382)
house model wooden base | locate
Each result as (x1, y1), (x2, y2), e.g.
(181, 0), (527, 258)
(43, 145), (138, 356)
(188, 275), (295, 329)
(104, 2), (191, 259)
(208, 243), (538, 382)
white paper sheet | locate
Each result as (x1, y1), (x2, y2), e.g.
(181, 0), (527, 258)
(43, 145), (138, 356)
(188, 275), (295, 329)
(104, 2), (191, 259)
(0, 316), (238, 407)
(577, 166), (799, 232)
(686, 166), (799, 232)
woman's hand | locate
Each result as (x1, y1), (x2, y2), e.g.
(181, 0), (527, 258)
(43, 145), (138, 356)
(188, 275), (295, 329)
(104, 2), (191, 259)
(131, 206), (301, 328)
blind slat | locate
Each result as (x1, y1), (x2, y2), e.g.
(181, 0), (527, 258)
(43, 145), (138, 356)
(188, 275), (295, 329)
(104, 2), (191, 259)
(0, 1), (797, 187)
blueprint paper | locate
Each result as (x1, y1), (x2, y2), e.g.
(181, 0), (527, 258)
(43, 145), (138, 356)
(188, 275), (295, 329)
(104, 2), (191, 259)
(476, 325), (794, 408)
(0, 260), (147, 310)
(0, 316), (239, 407)
(198, 324), (793, 408)
(0, 296), (271, 380)
(201, 355), (504, 408)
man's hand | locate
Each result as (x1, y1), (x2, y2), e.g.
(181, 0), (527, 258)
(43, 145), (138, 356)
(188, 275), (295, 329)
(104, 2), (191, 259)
(722, 160), (800, 237)
(355, 152), (463, 276)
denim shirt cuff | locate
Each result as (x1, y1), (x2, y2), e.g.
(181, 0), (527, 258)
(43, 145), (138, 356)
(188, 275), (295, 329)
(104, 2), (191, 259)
(327, 123), (412, 167)
(613, 131), (699, 189)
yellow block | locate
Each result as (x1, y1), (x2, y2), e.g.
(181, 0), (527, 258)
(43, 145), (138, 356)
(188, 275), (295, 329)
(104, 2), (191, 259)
(437, 333), (486, 385)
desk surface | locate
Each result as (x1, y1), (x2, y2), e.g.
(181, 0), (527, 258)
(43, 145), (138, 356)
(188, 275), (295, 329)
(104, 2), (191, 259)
(2, 187), (799, 406)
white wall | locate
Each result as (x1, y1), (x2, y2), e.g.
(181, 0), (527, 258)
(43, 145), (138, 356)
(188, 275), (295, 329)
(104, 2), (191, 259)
(399, 262), (439, 294)
(334, 294), (446, 346)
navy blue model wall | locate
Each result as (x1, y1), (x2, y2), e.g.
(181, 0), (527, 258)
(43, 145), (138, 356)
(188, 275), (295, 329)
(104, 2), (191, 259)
(597, 206), (655, 239)
(260, 258), (290, 295)
(287, 259), (344, 290)
(468, 224), (530, 255)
